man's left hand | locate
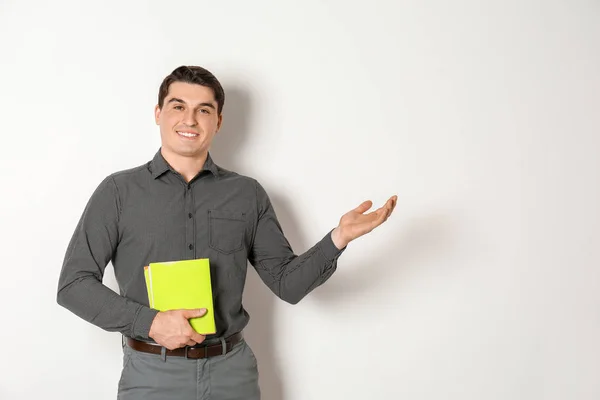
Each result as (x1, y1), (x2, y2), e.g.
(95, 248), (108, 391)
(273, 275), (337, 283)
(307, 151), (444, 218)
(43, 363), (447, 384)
(331, 195), (398, 249)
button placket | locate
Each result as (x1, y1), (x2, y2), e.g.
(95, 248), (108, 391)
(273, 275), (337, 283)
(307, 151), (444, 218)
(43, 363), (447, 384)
(185, 184), (196, 259)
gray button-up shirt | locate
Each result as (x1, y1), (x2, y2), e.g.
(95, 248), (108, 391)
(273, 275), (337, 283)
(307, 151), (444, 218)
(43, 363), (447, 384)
(57, 149), (345, 341)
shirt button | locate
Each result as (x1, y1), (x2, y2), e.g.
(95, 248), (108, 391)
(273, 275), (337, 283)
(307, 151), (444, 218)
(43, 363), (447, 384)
(188, 213), (193, 219)
(188, 244), (194, 250)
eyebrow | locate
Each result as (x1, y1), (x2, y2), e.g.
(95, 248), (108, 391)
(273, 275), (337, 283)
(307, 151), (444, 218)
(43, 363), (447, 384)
(167, 97), (216, 110)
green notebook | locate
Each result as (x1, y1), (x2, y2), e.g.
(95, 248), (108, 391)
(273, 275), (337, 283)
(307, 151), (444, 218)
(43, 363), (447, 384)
(144, 258), (216, 335)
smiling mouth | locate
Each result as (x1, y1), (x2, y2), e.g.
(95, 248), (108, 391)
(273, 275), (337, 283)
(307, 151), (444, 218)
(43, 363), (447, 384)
(177, 131), (199, 138)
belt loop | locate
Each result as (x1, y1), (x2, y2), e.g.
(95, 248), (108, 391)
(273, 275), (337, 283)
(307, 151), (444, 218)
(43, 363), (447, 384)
(220, 337), (227, 355)
(160, 346), (167, 362)
(121, 335), (125, 349)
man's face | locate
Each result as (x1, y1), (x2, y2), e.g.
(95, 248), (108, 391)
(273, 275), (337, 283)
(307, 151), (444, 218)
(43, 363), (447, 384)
(154, 81), (222, 158)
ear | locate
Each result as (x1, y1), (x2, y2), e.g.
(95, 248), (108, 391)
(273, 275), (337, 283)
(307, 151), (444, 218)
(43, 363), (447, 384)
(154, 104), (161, 125)
(216, 113), (223, 132)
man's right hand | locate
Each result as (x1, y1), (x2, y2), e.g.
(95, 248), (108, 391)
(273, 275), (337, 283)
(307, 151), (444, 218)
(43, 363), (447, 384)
(148, 308), (207, 350)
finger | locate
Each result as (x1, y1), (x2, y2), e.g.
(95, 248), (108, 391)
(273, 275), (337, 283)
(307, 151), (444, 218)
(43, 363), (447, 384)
(384, 207), (392, 221)
(371, 202), (391, 219)
(353, 200), (373, 214)
(388, 195), (396, 207)
(181, 308), (207, 319)
(367, 215), (386, 231)
(364, 209), (386, 229)
(185, 339), (197, 347)
(386, 199), (394, 215)
(191, 332), (206, 344)
(378, 202), (393, 222)
(384, 197), (396, 218)
(380, 207), (391, 222)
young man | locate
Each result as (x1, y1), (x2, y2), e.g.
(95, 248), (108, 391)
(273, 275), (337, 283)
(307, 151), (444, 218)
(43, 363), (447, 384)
(57, 65), (397, 399)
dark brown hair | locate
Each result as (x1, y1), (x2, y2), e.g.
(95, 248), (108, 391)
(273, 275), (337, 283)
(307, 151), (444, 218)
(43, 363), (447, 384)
(157, 66), (225, 114)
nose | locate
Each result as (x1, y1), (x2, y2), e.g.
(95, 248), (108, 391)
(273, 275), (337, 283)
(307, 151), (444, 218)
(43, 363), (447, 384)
(183, 109), (197, 126)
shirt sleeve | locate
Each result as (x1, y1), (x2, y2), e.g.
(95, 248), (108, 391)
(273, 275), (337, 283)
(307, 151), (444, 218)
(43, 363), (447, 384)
(248, 180), (346, 304)
(56, 175), (159, 339)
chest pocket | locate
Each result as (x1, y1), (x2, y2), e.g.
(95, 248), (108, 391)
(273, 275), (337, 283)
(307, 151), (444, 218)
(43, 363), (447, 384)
(208, 209), (247, 254)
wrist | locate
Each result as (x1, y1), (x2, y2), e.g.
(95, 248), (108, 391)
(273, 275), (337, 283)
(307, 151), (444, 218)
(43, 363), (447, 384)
(148, 312), (161, 338)
(331, 226), (349, 250)
(133, 307), (160, 340)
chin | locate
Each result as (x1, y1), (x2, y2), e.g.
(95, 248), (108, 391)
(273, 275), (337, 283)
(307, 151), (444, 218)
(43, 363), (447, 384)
(173, 145), (205, 157)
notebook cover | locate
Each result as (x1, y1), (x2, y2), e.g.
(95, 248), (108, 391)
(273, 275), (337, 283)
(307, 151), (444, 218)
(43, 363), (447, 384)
(143, 259), (216, 335)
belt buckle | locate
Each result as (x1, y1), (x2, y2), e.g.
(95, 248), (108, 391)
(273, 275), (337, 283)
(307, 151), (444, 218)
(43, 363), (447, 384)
(184, 344), (210, 359)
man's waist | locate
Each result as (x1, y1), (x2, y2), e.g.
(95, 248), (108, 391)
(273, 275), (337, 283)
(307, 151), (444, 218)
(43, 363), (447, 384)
(124, 331), (243, 359)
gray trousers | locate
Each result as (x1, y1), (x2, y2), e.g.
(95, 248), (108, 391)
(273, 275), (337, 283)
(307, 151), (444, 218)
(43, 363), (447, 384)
(117, 337), (260, 400)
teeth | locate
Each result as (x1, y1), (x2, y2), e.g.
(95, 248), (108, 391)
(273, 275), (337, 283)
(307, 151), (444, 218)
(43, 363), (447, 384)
(178, 131), (198, 137)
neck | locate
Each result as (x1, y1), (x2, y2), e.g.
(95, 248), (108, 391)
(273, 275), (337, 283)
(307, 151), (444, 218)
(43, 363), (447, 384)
(160, 147), (208, 183)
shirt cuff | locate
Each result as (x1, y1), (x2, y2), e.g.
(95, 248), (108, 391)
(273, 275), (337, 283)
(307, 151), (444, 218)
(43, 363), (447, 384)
(318, 229), (346, 261)
(132, 306), (160, 339)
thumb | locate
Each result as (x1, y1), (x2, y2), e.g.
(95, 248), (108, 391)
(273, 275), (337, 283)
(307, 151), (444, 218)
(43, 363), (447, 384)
(181, 308), (207, 319)
(353, 200), (373, 214)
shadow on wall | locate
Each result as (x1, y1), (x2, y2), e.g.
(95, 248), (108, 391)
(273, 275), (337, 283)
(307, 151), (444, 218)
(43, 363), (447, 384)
(211, 83), (462, 399)
(311, 212), (461, 305)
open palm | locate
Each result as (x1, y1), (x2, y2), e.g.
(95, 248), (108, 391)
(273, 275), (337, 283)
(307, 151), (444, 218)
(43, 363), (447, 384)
(334, 195), (398, 247)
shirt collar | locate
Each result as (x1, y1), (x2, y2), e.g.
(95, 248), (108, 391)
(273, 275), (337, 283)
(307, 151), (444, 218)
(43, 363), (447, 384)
(149, 148), (221, 180)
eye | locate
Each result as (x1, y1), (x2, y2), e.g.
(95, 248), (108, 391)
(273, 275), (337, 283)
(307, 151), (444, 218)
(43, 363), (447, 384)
(199, 109), (210, 114)
(173, 105), (184, 111)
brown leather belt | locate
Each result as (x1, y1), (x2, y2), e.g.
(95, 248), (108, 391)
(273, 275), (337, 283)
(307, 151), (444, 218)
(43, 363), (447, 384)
(126, 332), (243, 359)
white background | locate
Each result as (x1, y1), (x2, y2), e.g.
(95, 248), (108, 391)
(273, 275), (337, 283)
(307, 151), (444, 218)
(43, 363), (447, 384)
(1, 1), (599, 399)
